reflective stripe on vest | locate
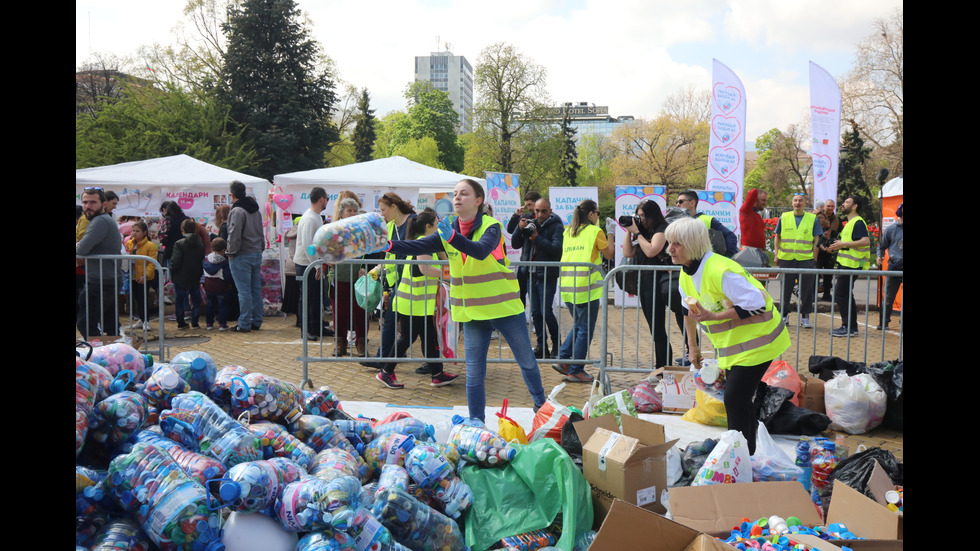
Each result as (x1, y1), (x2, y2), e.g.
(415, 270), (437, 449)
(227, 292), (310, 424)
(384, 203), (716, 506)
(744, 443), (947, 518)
(679, 253), (790, 369)
(559, 224), (603, 304)
(776, 211), (817, 261)
(394, 253), (440, 317)
(442, 215), (523, 322)
(837, 215), (871, 269)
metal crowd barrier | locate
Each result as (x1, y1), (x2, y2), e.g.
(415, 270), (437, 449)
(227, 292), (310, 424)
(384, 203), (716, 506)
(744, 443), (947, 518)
(75, 254), (168, 361)
(297, 258), (605, 388)
(598, 263), (903, 394)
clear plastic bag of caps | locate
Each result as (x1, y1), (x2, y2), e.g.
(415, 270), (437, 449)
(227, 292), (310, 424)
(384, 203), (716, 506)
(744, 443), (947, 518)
(370, 486), (466, 551)
(160, 390), (262, 467)
(247, 420), (316, 470)
(215, 457), (307, 515)
(292, 415), (359, 455)
(693, 360), (726, 401)
(404, 443), (474, 519)
(231, 372), (306, 424)
(307, 212), (389, 264)
(297, 529), (357, 551)
(90, 391), (149, 446)
(76, 507), (110, 548)
(360, 434), (417, 473)
(90, 518), (152, 551)
(331, 418), (375, 447)
(104, 442), (223, 550)
(140, 365), (191, 410)
(170, 351), (218, 394)
(372, 417), (436, 443)
(133, 429), (227, 489)
(447, 416), (517, 468)
(375, 464), (410, 501)
(304, 386), (342, 416)
(77, 356), (113, 409)
(88, 342), (153, 381)
(275, 476), (363, 533)
(209, 365), (250, 412)
(309, 448), (364, 483)
(348, 506), (412, 551)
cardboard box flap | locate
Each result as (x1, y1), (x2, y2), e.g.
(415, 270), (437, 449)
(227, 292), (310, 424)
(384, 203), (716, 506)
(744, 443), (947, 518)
(867, 460), (899, 509)
(573, 415), (620, 443)
(621, 414), (667, 445)
(826, 480), (902, 540)
(668, 481), (821, 533)
(623, 439), (680, 467)
(583, 428), (642, 465)
(591, 499), (702, 551)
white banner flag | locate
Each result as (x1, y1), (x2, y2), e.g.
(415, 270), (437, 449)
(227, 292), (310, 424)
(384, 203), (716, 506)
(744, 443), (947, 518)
(707, 59), (747, 237)
(809, 61), (842, 209)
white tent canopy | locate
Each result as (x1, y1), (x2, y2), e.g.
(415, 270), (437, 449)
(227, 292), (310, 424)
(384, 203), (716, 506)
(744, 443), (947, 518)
(75, 154), (270, 219)
(880, 175), (904, 198)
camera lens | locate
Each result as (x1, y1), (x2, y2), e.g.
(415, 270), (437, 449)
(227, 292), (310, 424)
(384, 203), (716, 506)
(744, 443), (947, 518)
(618, 215), (633, 226)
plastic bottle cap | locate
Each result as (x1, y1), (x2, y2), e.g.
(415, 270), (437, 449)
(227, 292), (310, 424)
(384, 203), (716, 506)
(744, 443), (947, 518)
(191, 357), (207, 371)
(220, 480), (242, 502)
(160, 369), (180, 390)
(700, 364), (720, 384)
(307, 245), (317, 255)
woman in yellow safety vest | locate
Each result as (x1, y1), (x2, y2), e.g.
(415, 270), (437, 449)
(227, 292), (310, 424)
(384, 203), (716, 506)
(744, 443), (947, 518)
(553, 200), (615, 383)
(382, 179), (546, 421)
(665, 217), (790, 455)
(392, 208), (457, 386)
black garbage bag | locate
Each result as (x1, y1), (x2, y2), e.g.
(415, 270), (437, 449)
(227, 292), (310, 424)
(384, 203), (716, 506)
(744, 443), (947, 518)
(755, 385), (796, 424)
(560, 411), (586, 470)
(675, 438), (717, 487)
(808, 355), (866, 380)
(764, 401), (832, 436)
(827, 446), (903, 501)
(864, 360), (904, 430)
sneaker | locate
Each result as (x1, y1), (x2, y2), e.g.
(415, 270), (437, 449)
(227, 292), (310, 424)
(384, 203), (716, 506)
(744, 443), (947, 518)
(675, 357), (692, 367)
(218, 325), (229, 332)
(831, 326), (858, 337)
(177, 324), (190, 330)
(231, 325), (251, 333)
(306, 333), (319, 342)
(377, 371), (404, 389)
(800, 315), (812, 329)
(551, 363), (570, 376)
(206, 324), (215, 331)
(415, 364), (435, 375)
(875, 323), (890, 331)
(142, 322), (151, 331)
(565, 371), (595, 383)
(191, 324), (201, 329)
(430, 372), (459, 387)
(533, 344), (547, 359)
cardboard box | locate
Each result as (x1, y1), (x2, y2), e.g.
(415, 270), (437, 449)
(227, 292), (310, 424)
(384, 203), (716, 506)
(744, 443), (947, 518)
(827, 461), (903, 540)
(800, 375), (825, 413)
(590, 499), (731, 551)
(667, 481), (822, 534)
(575, 415), (679, 521)
(652, 367), (698, 413)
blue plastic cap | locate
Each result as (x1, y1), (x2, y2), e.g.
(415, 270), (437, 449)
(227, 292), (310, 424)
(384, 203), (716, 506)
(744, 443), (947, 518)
(205, 539), (225, 551)
(191, 357), (207, 371)
(307, 245), (317, 256)
(219, 480), (242, 502)
(451, 414), (464, 425)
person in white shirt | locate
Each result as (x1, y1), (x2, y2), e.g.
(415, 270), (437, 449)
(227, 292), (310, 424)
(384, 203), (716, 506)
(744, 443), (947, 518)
(294, 187), (329, 340)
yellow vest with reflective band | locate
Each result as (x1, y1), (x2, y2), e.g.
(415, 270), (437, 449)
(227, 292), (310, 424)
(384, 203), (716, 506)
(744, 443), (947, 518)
(394, 246), (439, 317)
(384, 221), (398, 287)
(442, 215), (523, 323)
(837, 215), (871, 269)
(697, 214), (713, 229)
(777, 211), (817, 261)
(680, 253), (790, 370)
(559, 224), (603, 304)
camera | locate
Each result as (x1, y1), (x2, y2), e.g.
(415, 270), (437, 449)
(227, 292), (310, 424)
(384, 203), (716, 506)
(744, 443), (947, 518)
(521, 221), (537, 237)
(619, 215), (640, 227)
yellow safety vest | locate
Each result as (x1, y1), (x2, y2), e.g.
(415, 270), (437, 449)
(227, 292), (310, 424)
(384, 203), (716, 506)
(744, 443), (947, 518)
(394, 247), (439, 317)
(777, 211), (817, 261)
(837, 215), (871, 269)
(698, 214), (713, 229)
(680, 254), (789, 370)
(559, 224), (603, 304)
(442, 215), (523, 323)
(384, 221), (398, 288)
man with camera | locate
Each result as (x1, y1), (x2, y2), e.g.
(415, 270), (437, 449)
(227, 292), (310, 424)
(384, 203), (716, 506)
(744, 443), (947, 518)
(512, 197), (564, 358)
(507, 190), (542, 307)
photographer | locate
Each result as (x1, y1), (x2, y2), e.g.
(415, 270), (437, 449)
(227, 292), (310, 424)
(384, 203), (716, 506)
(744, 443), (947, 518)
(512, 198), (564, 358)
(621, 200), (672, 368)
(507, 190), (542, 307)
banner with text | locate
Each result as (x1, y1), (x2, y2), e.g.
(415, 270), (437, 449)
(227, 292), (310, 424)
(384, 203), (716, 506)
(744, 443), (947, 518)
(549, 186), (599, 226)
(706, 59), (747, 237)
(614, 185), (667, 307)
(485, 172), (523, 263)
(809, 61), (842, 209)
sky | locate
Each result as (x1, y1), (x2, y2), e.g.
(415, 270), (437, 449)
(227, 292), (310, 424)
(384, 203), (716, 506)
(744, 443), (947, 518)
(76, 0), (902, 142)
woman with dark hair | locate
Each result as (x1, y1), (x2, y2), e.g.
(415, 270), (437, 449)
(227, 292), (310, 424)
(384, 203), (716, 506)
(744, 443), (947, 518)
(158, 200), (189, 266)
(622, 200), (673, 367)
(553, 199), (615, 383)
(381, 180), (545, 419)
(211, 204), (231, 241)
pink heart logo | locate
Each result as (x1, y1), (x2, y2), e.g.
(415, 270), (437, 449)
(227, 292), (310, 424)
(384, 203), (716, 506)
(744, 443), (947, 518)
(812, 154), (832, 182)
(709, 147), (741, 178)
(177, 197), (194, 211)
(711, 115), (741, 145)
(713, 83), (742, 115)
(489, 188), (500, 201)
(273, 193), (293, 211)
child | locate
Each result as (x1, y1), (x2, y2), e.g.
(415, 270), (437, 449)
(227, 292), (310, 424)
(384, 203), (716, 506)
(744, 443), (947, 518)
(171, 218), (205, 329)
(125, 221), (158, 329)
(203, 237), (233, 331)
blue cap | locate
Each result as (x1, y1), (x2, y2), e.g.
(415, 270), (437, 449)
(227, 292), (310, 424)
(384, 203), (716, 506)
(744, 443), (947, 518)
(191, 357), (207, 371)
(219, 480), (242, 502)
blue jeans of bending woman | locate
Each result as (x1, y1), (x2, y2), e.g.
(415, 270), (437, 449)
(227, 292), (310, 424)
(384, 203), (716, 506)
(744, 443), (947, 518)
(462, 312), (547, 422)
(558, 299), (600, 374)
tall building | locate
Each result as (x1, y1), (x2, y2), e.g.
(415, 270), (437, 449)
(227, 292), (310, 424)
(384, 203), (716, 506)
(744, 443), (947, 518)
(544, 102), (635, 140)
(415, 50), (473, 134)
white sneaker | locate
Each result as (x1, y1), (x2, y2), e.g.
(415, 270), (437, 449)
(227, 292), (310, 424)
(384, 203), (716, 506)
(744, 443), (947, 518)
(800, 316), (812, 328)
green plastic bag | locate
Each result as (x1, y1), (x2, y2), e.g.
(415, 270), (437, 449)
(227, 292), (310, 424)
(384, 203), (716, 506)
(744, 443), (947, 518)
(460, 438), (593, 551)
(354, 274), (381, 311)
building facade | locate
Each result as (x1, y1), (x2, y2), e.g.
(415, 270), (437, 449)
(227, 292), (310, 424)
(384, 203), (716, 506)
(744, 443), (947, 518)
(544, 102), (635, 140)
(414, 50), (474, 134)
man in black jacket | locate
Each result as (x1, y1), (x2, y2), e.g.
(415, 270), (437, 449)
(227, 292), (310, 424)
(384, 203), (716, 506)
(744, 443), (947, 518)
(513, 198), (564, 358)
(506, 190), (541, 307)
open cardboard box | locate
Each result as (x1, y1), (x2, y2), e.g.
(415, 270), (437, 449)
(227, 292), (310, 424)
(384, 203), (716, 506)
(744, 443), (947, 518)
(650, 367), (698, 414)
(575, 414), (679, 523)
(667, 481), (823, 534)
(799, 375), (825, 413)
(827, 460), (903, 540)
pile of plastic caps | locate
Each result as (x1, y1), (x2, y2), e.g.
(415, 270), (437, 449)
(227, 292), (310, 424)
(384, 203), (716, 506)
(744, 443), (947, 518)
(76, 342), (550, 551)
(722, 516), (864, 551)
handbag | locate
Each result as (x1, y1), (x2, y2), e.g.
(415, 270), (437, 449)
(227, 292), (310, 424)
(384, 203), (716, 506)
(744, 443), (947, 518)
(614, 254), (639, 296)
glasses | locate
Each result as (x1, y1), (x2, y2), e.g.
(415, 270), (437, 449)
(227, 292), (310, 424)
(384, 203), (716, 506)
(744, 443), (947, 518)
(793, 192), (805, 196)
(675, 199), (689, 205)
(84, 186), (103, 191)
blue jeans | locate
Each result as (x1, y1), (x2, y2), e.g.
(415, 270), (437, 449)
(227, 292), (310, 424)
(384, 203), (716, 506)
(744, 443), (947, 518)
(175, 284), (201, 326)
(205, 291), (230, 326)
(230, 252), (263, 330)
(559, 300), (600, 374)
(530, 275), (559, 347)
(462, 312), (546, 422)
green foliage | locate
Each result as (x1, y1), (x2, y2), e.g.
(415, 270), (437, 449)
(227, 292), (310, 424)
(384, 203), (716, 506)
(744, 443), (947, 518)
(392, 81), (464, 172)
(219, 0), (338, 179)
(559, 110), (581, 186)
(393, 137), (445, 169)
(352, 88), (376, 163)
(838, 121), (876, 219)
(372, 111), (407, 159)
(324, 138), (355, 167)
(75, 81), (258, 172)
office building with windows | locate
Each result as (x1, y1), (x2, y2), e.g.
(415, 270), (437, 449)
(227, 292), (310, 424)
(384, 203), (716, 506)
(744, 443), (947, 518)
(543, 102), (635, 139)
(415, 50), (474, 134)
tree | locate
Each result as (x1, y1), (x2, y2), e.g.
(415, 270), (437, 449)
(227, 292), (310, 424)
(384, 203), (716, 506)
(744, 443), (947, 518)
(558, 108), (581, 186)
(76, 81), (257, 172)
(608, 113), (708, 196)
(393, 137), (445, 169)
(352, 88), (376, 163)
(393, 81), (464, 171)
(838, 120), (875, 219)
(472, 42), (550, 173)
(137, 0), (234, 89)
(219, 0), (338, 179)
(372, 111), (407, 159)
(76, 53), (132, 117)
(744, 125), (812, 205)
(841, 9), (903, 175)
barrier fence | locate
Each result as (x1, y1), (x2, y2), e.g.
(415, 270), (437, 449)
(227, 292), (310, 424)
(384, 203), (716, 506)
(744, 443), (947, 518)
(75, 254), (168, 361)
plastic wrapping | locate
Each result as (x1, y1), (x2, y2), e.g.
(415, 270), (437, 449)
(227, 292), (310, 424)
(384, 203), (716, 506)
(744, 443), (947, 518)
(310, 448), (364, 483)
(217, 457), (306, 514)
(171, 351), (218, 393)
(160, 391), (262, 467)
(133, 430), (227, 488)
(90, 391), (149, 445)
(307, 212), (389, 263)
(750, 422), (803, 482)
(447, 417), (516, 468)
(140, 365), (191, 410)
(248, 420), (316, 470)
(692, 430), (751, 485)
(825, 373), (887, 434)
(231, 372), (305, 424)
(405, 443), (474, 518)
(372, 417), (435, 442)
(90, 518), (152, 551)
(627, 378), (662, 413)
(370, 487), (465, 551)
(275, 476), (363, 532)
(88, 342), (153, 381)
(304, 386), (342, 416)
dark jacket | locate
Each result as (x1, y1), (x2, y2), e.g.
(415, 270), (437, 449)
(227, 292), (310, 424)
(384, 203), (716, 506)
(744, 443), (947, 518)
(171, 233), (205, 289)
(511, 213), (564, 279)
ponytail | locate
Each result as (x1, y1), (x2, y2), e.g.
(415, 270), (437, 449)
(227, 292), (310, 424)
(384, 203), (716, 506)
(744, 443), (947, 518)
(569, 199), (598, 237)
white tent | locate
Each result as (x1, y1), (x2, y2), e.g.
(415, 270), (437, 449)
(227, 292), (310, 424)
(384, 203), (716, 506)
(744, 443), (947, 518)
(274, 156), (484, 218)
(880, 175), (904, 198)
(75, 154), (271, 220)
